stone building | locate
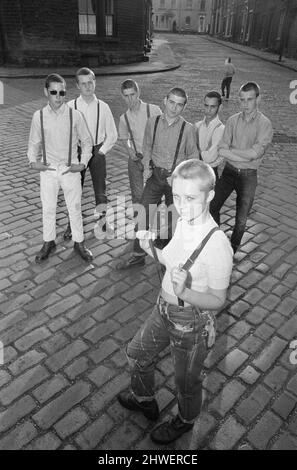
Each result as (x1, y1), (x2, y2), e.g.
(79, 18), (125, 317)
(152, 0), (212, 34)
(0, 0), (152, 66)
(210, 0), (297, 59)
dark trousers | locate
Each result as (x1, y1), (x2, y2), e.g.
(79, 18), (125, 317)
(221, 77), (233, 99)
(79, 144), (107, 211)
(210, 162), (257, 252)
(133, 173), (177, 255)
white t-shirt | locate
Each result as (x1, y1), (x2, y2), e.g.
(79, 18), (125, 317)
(162, 216), (233, 300)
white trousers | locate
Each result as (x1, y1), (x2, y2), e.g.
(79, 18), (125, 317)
(40, 165), (84, 243)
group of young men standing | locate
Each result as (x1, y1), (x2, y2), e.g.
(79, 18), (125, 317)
(27, 68), (273, 445)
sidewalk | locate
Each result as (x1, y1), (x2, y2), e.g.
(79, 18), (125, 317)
(204, 35), (297, 73)
(0, 38), (180, 79)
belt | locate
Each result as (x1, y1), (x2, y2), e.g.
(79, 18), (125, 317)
(225, 162), (257, 175)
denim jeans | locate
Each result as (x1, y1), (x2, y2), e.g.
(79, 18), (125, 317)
(221, 77), (233, 99)
(210, 162), (257, 252)
(126, 296), (210, 423)
(128, 156), (144, 205)
(133, 173), (177, 254)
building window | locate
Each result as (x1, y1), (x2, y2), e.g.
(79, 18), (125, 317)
(78, 0), (117, 37)
(171, 0), (176, 7)
(186, 0), (192, 8)
(79, 0), (97, 35)
(160, 0), (165, 8)
(186, 16), (191, 25)
(200, 0), (206, 11)
(105, 0), (115, 37)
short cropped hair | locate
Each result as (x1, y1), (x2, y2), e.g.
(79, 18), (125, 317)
(167, 87), (188, 104)
(204, 90), (222, 107)
(45, 73), (66, 89)
(172, 159), (216, 192)
(240, 81), (260, 97)
(76, 67), (95, 83)
(121, 79), (139, 93)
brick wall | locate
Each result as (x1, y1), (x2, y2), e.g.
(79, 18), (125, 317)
(0, 0), (149, 67)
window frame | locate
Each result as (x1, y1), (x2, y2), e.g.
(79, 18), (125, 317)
(78, 0), (118, 41)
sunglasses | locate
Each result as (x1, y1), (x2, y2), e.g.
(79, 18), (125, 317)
(49, 90), (66, 96)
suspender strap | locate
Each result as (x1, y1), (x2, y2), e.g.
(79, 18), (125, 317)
(170, 121), (186, 174)
(95, 100), (100, 145)
(40, 109), (47, 165)
(178, 227), (220, 306)
(146, 103), (150, 119)
(124, 113), (138, 154)
(74, 98), (77, 110)
(68, 108), (73, 167)
(151, 115), (161, 154)
(182, 227), (219, 271)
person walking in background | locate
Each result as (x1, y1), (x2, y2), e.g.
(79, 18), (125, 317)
(195, 91), (225, 180)
(221, 57), (235, 100)
(27, 73), (93, 263)
(210, 82), (273, 254)
(118, 79), (162, 205)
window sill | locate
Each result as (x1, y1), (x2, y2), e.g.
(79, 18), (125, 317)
(79, 35), (119, 43)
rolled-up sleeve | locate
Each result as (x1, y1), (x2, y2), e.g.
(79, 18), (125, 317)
(27, 111), (41, 163)
(252, 118), (273, 158)
(219, 117), (234, 150)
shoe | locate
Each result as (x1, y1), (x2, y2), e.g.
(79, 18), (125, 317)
(63, 223), (72, 241)
(118, 390), (159, 421)
(116, 254), (145, 270)
(73, 241), (93, 262)
(35, 241), (56, 263)
(151, 415), (194, 444)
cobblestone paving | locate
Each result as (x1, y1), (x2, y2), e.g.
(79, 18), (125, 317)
(0, 34), (296, 450)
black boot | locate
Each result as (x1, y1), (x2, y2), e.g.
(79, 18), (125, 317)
(118, 390), (159, 421)
(35, 241), (56, 264)
(151, 415), (194, 444)
(63, 222), (72, 241)
(73, 241), (93, 262)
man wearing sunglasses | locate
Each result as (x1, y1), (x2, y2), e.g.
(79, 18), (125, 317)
(27, 73), (93, 263)
(64, 67), (118, 239)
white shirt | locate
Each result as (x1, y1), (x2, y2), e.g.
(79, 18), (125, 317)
(68, 95), (118, 155)
(118, 100), (162, 154)
(27, 103), (93, 167)
(162, 216), (233, 303)
(195, 116), (225, 167)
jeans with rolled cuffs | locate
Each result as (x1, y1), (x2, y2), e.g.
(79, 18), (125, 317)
(126, 295), (210, 423)
(210, 162), (257, 252)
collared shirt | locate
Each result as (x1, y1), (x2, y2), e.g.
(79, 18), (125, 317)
(27, 103), (93, 166)
(195, 116), (225, 167)
(118, 100), (162, 155)
(143, 114), (199, 170)
(68, 95), (118, 155)
(219, 110), (273, 170)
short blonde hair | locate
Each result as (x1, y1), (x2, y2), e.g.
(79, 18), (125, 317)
(172, 159), (216, 191)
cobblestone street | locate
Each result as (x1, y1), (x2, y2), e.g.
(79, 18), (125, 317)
(0, 33), (297, 450)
